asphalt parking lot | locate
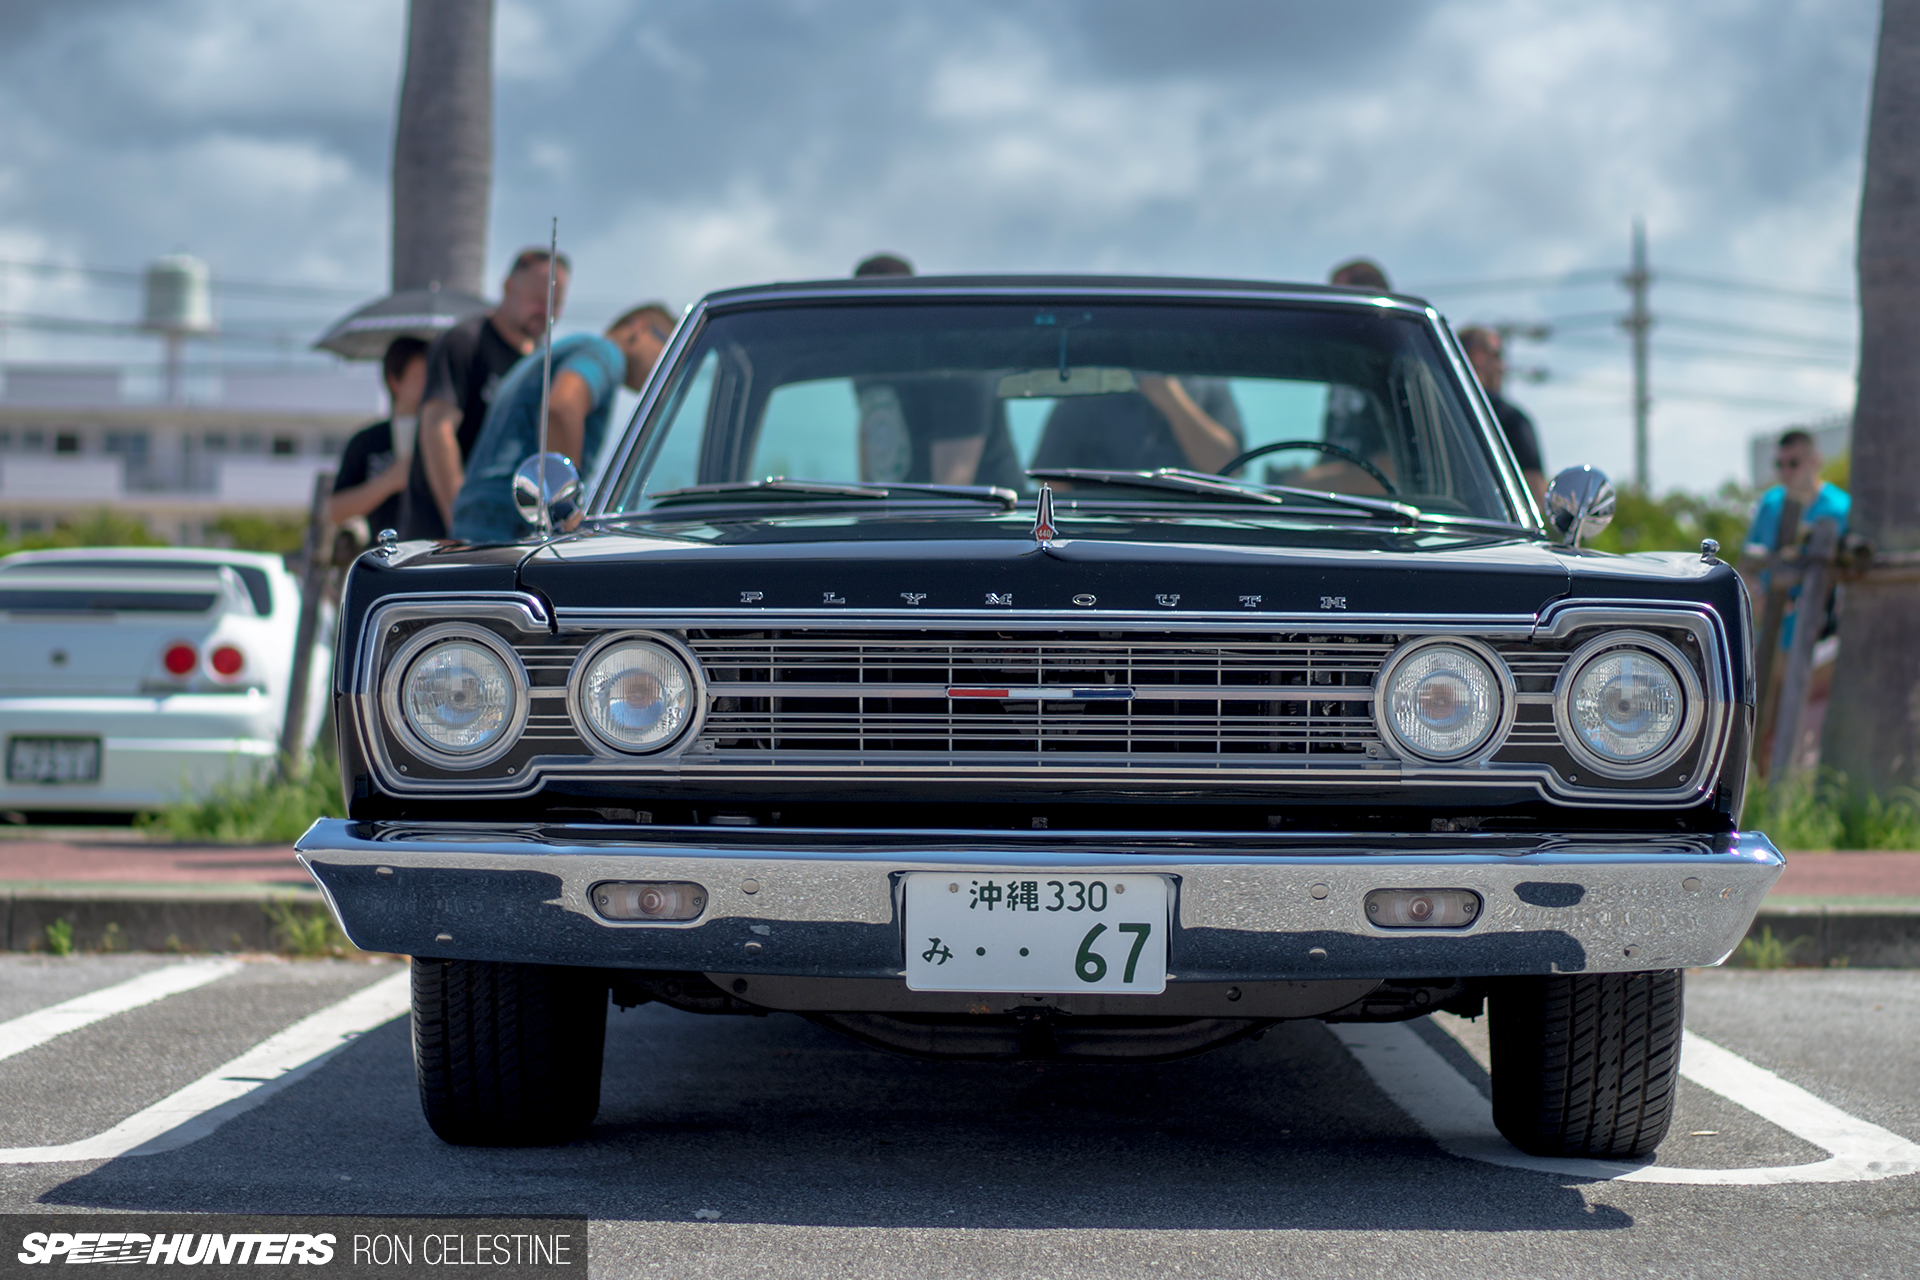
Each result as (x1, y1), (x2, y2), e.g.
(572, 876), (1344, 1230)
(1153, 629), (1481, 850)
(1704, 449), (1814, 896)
(0, 957), (1914, 1279)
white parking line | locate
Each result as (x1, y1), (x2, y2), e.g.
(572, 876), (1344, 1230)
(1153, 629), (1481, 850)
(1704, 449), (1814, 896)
(0, 960), (242, 1065)
(1332, 1020), (1920, 1185)
(0, 970), (410, 1165)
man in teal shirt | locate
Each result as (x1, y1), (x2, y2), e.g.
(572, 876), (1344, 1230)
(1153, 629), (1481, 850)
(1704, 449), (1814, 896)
(450, 304), (672, 543)
(1740, 428), (1850, 649)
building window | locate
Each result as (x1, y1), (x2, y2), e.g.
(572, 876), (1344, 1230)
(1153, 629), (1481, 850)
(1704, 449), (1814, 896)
(54, 431), (80, 454)
(22, 430), (44, 451)
(239, 433), (264, 454)
(0, 430), (11, 450)
(204, 432), (228, 452)
(271, 435), (297, 456)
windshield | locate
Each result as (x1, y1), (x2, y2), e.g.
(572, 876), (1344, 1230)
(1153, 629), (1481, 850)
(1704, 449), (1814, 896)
(602, 301), (1520, 522)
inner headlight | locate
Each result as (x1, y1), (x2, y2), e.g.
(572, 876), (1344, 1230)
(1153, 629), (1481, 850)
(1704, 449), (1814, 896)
(400, 638), (517, 756)
(575, 637), (700, 752)
(1558, 636), (1696, 775)
(1378, 640), (1508, 762)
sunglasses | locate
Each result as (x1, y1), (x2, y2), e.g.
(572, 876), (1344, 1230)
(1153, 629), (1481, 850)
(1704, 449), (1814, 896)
(1774, 456), (1808, 471)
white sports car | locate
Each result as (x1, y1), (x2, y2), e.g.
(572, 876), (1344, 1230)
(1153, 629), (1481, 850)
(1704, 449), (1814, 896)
(0, 547), (329, 812)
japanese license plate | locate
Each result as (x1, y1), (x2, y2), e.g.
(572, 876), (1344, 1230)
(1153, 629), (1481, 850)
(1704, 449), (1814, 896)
(6, 736), (101, 784)
(904, 872), (1170, 994)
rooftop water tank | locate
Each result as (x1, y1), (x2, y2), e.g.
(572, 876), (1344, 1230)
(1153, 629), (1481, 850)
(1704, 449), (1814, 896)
(141, 254), (215, 335)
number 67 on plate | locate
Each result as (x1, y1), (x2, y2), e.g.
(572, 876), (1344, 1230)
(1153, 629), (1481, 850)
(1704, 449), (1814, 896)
(902, 873), (1171, 994)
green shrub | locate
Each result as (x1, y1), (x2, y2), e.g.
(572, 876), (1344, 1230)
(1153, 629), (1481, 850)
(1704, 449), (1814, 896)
(137, 762), (345, 845)
(44, 919), (74, 957)
(1743, 770), (1920, 851)
(209, 513), (308, 555)
(1587, 482), (1753, 556)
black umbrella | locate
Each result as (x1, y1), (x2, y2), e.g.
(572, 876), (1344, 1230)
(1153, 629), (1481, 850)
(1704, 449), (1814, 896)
(312, 284), (487, 360)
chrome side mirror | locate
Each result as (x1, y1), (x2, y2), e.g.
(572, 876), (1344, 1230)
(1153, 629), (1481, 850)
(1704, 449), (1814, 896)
(1544, 465), (1615, 548)
(512, 452), (583, 534)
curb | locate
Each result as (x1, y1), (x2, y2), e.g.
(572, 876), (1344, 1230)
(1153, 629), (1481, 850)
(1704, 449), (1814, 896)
(5, 889), (1918, 966)
(1744, 904), (1920, 969)
(4, 885), (324, 954)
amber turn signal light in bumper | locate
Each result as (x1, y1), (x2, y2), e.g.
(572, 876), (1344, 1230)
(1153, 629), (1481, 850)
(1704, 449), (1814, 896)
(1364, 888), (1481, 928)
(591, 881), (707, 921)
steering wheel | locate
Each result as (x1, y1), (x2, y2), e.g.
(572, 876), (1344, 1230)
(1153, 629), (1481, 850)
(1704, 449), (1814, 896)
(1219, 439), (1398, 496)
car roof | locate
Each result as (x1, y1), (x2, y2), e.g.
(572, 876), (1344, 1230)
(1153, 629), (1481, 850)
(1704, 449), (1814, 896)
(0, 546), (290, 573)
(700, 273), (1435, 311)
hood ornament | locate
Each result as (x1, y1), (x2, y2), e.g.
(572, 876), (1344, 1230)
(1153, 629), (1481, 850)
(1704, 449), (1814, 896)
(1032, 483), (1058, 548)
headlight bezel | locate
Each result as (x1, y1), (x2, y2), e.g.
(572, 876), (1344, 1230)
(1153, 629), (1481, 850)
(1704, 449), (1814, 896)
(567, 630), (707, 756)
(1372, 636), (1515, 765)
(380, 623), (530, 770)
(1553, 630), (1704, 780)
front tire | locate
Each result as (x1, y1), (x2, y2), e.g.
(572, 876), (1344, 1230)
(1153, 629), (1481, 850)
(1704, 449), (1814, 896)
(411, 958), (608, 1146)
(1489, 970), (1682, 1160)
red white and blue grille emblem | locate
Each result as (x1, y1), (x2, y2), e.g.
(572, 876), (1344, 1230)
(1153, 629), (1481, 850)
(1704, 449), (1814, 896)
(946, 686), (1135, 701)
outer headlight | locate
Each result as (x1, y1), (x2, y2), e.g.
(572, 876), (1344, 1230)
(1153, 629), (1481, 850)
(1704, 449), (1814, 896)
(1555, 632), (1702, 778)
(572, 634), (703, 753)
(386, 628), (527, 767)
(1375, 638), (1511, 763)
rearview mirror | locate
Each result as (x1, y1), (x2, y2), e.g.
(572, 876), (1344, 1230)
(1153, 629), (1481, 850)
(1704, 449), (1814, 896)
(996, 367), (1139, 399)
(513, 452), (583, 534)
(1544, 465), (1615, 548)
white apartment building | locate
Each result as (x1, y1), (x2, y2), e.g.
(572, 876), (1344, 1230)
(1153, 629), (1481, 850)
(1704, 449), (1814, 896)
(0, 363), (384, 544)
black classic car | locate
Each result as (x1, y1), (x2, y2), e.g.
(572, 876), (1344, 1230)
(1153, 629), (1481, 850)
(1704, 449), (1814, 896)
(297, 275), (1781, 1159)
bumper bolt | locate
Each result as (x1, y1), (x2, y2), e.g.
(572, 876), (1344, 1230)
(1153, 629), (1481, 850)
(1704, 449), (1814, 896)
(1225, 986), (1242, 1002)
(1308, 947), (1327, 962)
(1682, 877), (1702, 892)
(744, 941), (763, 954)
(741, 879), (761, 895)
(1624, 945), (1641, 959)
(1310, 883), (1329, 900)
(435, 933), (452, 943)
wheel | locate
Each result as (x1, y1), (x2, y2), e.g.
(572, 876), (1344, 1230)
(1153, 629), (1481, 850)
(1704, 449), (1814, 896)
(411, 958), (608, 1146)
(1489, 969), (1682, 1160)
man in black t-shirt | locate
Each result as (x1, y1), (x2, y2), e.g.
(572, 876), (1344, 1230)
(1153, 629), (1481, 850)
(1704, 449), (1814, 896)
(400, 248), (571, 539)
(1458, 325), (1547, 509)
(327, 337), (428, 536)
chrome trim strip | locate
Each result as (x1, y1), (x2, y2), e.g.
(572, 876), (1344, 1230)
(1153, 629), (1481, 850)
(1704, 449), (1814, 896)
(556, 607), (1542, 633)
(296, 820), (1784, 978)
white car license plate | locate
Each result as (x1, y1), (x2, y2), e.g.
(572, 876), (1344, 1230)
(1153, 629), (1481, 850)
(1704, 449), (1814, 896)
(904, 872), (1169, 994)
(7, 737), (101, 784)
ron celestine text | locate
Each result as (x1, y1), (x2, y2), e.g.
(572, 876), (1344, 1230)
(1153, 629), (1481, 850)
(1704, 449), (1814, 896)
(9, 1216), (584, 1277)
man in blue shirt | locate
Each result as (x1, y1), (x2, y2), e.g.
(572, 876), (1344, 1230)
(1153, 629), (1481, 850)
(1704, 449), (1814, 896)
(1741, 428), (1850, 648)
(450, 304), (673, 543)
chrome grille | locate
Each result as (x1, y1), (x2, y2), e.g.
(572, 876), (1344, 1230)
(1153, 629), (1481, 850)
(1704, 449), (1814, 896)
(695, 630), (1392, 761)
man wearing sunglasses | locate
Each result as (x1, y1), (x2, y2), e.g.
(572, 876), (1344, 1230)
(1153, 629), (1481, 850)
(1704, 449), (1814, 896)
(1741, 428), (1850, 648)
(448, 303), (674, 543)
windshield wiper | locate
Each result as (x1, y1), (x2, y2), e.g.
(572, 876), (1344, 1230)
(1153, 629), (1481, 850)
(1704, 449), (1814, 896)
(1026, 468), (1425, 522)
(645, 479), (1018, 509)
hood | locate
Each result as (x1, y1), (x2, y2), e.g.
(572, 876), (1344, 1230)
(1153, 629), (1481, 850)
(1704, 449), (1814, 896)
(518, 512), (1575, 618)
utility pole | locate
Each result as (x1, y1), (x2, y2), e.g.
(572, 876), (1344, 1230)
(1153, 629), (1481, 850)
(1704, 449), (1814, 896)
(1620, 218), (1654, 491)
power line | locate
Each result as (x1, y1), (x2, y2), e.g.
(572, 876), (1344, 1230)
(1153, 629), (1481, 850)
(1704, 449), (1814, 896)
(1659, 313), (1856, 352)
(1411, 268), (1617, 296)
(1659, 269), (1853, 307)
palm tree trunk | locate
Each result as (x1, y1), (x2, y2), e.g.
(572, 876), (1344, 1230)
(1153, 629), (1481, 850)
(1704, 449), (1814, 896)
(1821, 0), (1920, 798)
(390, 0), (493, 295)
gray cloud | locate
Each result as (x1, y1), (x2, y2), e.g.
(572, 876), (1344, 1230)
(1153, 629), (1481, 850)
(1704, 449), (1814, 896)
(0, 0), (1880, 489)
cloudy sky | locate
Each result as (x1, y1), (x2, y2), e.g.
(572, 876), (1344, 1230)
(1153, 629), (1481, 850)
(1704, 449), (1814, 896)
(0, 0), (1880, 492)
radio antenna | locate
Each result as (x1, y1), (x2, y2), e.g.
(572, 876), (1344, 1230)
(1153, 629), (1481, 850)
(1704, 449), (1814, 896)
(534, 216), (558, 535)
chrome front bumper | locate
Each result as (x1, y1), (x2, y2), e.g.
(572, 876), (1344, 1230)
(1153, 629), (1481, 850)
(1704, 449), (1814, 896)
(294, 821), (1782, 982)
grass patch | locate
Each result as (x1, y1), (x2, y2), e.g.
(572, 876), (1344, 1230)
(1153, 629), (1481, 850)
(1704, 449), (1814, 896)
(137, 763), (345, 845)
(44, 919), (74, 957)
(266, 899), (355, 958)
(1732, 926), (1814, 969)
(1742, 770), (1920, 851)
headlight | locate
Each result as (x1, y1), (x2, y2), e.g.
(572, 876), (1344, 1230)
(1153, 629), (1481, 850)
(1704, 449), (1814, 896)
(1555, 632), (1701, 778)
(1376, 639), (1510, 762)
(573, 635), (702, 753)
(390, 630), (525, 766)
